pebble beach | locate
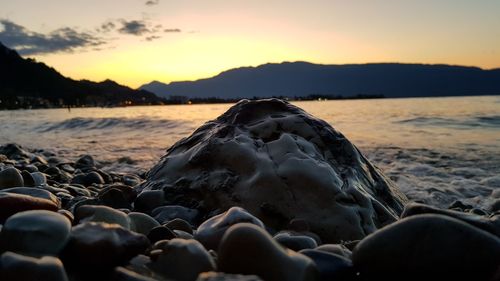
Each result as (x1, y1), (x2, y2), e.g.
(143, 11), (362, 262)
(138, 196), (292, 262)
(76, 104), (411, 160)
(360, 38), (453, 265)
(0, 99), (499, 281)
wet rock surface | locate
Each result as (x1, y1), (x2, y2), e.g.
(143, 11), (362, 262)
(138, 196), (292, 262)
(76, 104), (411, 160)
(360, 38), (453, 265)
(141, 99), (408, 242)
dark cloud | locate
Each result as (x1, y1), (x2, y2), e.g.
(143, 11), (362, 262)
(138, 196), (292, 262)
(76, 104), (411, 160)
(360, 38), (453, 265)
(145, 0), (159, 6)
(145, 35), (161, 41)
(164, 28), (181, 33)
(0, 19), (105, 55)
(100, 21), (116, 32)
(118, 20), (151, 35)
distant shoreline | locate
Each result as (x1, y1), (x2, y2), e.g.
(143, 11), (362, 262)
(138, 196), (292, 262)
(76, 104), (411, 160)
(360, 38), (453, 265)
(2, 93), (500, 111)
(1, 94), (385, 110)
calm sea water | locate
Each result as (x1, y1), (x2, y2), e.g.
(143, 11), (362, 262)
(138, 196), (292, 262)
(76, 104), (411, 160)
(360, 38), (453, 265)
(1, 96), (499, 209)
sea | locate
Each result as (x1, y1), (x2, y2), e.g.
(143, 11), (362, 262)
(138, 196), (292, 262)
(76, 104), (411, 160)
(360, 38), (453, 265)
(1, 96), (499, 210)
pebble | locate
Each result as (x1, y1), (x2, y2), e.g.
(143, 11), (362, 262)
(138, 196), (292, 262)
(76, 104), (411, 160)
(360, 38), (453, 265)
(164, 218), (193, 234)
(75, 205), (130, 229)
(0, 144), (30, 159)
(152, 205), (199, 225)
(0, 210), (71, 256)
(31, 171), (47, 186)
(134, 190), (165, 213)
(71, 171), (104, 187)
(195, 207), (265, 250)
(98, 186), (134, 209)
(299, 249), (355, 281)
(74, 155), (95, 170)
(352, 214), (500, 280)
(274, 232), (318, 251)
(315, 244), (352, 259)
(173, 229), (194, 240)
(128, 212), (160, 235)
(63, 222), (149, 269)
(112, 266), (157, 281)
(196, 272), (263, 281)
(402, 202), (500, 237)
(0, 251), (68, 281)
(0, 192), (59, 222)
(218, 223), (318, 281)
(148, 238), (216, 281)
(21, 170), (35, 187)
(147, 226), (177, 244)
(2, 187), (60, 206)
(0, 167), (24, 189)
(122, 174), (141, 187)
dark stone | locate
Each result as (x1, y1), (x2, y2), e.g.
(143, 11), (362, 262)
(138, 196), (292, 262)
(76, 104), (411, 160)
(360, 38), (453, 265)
(352, 214), (500, 281)
(0, 251), (68, 281)
(0, 167), (24, 189)
(147, 226), (177, 244)
(98, 187), (133, 209)
(112, 267), (157, 281)
(133, 190), (165, 213)
(71, 171), (104, 187)
(274, 232), (318, 251)
(164, 218), (193, 234)
(196, 272), (263, 281)
(63, 222), (149, 270)
(21, 170), (35, 187)
(0, 143), (30, 160)
(75, 155), (95, 170)
(299, 249), (356, 281)
(195, 207), (264, 250)
(218, 223), (318, 281)
(0, 192), (59, 222)
(402, 202), (500, 237)
(148, 238), (216, 281)
(151, 205), (199, 225)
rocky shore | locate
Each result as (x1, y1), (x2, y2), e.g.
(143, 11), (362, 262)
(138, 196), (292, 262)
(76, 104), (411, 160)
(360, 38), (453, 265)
(0, 99), (499, 281)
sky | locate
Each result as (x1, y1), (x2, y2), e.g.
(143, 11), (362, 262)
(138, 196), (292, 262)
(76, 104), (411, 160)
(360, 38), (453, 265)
(1, 0), (499, 88)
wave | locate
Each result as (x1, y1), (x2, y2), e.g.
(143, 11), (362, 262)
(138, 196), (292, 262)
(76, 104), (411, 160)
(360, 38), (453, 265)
(396, 115), (500, 129)
(36, 117), (183, 132)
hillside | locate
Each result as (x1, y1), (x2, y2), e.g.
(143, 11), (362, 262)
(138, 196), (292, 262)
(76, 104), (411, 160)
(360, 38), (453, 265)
(140, 61), (500, 99)
(0, 42), (165, 109)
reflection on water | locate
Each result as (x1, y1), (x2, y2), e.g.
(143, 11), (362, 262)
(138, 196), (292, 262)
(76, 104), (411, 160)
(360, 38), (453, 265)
(0, 96), (499, 208)
(1, 96), (499, 164)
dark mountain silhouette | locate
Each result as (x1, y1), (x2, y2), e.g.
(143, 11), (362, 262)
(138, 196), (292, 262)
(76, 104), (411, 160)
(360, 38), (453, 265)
(0, 42), (165, 109)
(140, 61), (500, 99)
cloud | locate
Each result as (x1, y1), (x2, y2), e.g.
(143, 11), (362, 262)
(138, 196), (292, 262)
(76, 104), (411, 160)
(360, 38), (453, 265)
(145, 0), (159, 6)
(164, 28), (181, 33)
(100, 21), (116, 33)
(145, 35), (161, 41)
(0, 19), (105, 55)
(118, 20), (151, 35)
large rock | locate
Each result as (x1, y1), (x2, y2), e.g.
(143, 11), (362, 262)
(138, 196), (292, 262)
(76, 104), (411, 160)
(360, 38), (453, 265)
(140, 99), (407, 242)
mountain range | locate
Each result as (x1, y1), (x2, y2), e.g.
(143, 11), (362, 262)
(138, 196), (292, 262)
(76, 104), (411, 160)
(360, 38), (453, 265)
(140, 61), (500, 99)
(2, 39), (500, 108)
(0, 42), (164, 109)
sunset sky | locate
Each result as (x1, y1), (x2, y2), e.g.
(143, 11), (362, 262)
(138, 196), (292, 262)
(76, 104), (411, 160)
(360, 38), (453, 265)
(1, 0), (499, 88)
